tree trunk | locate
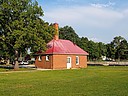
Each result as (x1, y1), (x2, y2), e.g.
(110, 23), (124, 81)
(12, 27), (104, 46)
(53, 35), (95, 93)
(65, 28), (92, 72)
(6, 59), (10, 65)
(14, 50), (19, 70)
(19, 52), (23, 61)
(118, 50), (120, 61)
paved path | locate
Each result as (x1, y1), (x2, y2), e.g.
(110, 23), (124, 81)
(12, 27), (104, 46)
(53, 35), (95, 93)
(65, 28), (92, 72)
(0, 70), (38, 74)
(0, 68), (54, 74)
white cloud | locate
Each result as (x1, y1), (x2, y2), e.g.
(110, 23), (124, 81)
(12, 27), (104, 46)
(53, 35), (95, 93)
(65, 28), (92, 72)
(44, 6), (123, 28)
(90, 1), (115, 8)
(123, 9), (128, 16)
(43, 5), (128, 43)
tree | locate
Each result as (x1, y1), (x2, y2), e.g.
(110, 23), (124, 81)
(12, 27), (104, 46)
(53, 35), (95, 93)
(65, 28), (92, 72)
(0, 0), (54, 70)
(98, 42), (107, 58)
(124, 42), (128, 59)
(87, 40), (100, 60)
(106, 43), (115, 60)
(59, 26), (80, 44)
(79, 37), (89, 52)
(111, 36), (127, 61)
(119, 39), (128, 60)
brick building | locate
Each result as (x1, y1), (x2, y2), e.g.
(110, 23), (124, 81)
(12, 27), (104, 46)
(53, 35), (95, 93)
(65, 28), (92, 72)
(35, 23), (88, 69)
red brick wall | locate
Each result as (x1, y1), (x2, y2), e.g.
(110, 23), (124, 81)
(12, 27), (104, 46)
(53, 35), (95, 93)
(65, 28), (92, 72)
(52, 55), (67, 69)
(71, 55), (87, 68)
(35, 55), (53, 69)
(52, 54), (87, 69)
(35, 54), (88, 69)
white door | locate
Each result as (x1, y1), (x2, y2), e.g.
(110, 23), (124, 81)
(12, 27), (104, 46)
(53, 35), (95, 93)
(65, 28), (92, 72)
(67, 57), (71, 69)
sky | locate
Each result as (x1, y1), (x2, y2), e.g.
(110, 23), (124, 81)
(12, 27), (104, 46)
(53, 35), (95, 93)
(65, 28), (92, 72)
(36, 0), (128, 43)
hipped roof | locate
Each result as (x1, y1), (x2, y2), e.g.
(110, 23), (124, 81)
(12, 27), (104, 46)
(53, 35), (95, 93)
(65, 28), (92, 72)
(45, 39), (89, 55)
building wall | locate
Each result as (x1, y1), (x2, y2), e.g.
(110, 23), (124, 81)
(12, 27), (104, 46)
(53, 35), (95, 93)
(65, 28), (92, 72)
(50, 54), (88, 69)
(35, 54), (88, 69)
(70, 55), (87, 68)
(52, 55), (67, 69)
(35, 55), (53, 69)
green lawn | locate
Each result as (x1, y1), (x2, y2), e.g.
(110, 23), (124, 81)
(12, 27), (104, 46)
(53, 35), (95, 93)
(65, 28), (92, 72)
(0, 66), (128, 96)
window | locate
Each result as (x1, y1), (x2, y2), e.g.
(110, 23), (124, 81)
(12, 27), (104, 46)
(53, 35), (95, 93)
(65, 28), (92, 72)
(67, 57), (72, 69)
(38, 56), (42, 61)
(46, 55), (50, 61)
(67, 57), (71, 63)
(76, 56), (79, 65)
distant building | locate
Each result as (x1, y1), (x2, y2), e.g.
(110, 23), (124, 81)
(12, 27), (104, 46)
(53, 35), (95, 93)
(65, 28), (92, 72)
(35, 23), (89, 69)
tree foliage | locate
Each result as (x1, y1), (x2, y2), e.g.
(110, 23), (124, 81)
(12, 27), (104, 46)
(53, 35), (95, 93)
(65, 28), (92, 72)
(59, 26), (128, 61)
(59, 26), (80, 44)
(110, 36), (127, 60)
(79, 37), (89, 51)
(0, 0), (54, 69)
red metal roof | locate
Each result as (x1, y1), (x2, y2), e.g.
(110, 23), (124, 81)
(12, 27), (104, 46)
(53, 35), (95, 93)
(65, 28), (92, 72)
(45, 39), (89, 55)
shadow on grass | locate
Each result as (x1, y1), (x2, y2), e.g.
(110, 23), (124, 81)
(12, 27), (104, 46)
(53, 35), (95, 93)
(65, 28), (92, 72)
(0, 65), (14, 69)
(0, 65), (36, 72)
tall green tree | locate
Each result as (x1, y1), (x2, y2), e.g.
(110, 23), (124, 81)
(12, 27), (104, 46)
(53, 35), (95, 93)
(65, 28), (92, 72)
(79, 37), (89, 51)
(106, 43), (115, 60)
(124, 43), (128, 59)
(110, 36), (127, 61)
(98, 42), (107, 57)
(87, 40), (100, 60)
(120, 40), (128, 59)
(59, 26), (80, 44)
(0, 0), (54, 69)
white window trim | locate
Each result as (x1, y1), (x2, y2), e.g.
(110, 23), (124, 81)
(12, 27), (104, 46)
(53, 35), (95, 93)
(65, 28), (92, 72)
(46, 55), (50, 61)
(38, 56), (41, 61)
(76, 56), (79, 65)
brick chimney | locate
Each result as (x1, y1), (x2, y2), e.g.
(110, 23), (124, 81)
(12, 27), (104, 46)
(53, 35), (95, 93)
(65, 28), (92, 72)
(53, 23), (59, 40)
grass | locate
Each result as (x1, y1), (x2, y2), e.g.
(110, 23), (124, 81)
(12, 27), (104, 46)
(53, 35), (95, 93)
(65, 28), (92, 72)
(0, 66), (128, 96)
